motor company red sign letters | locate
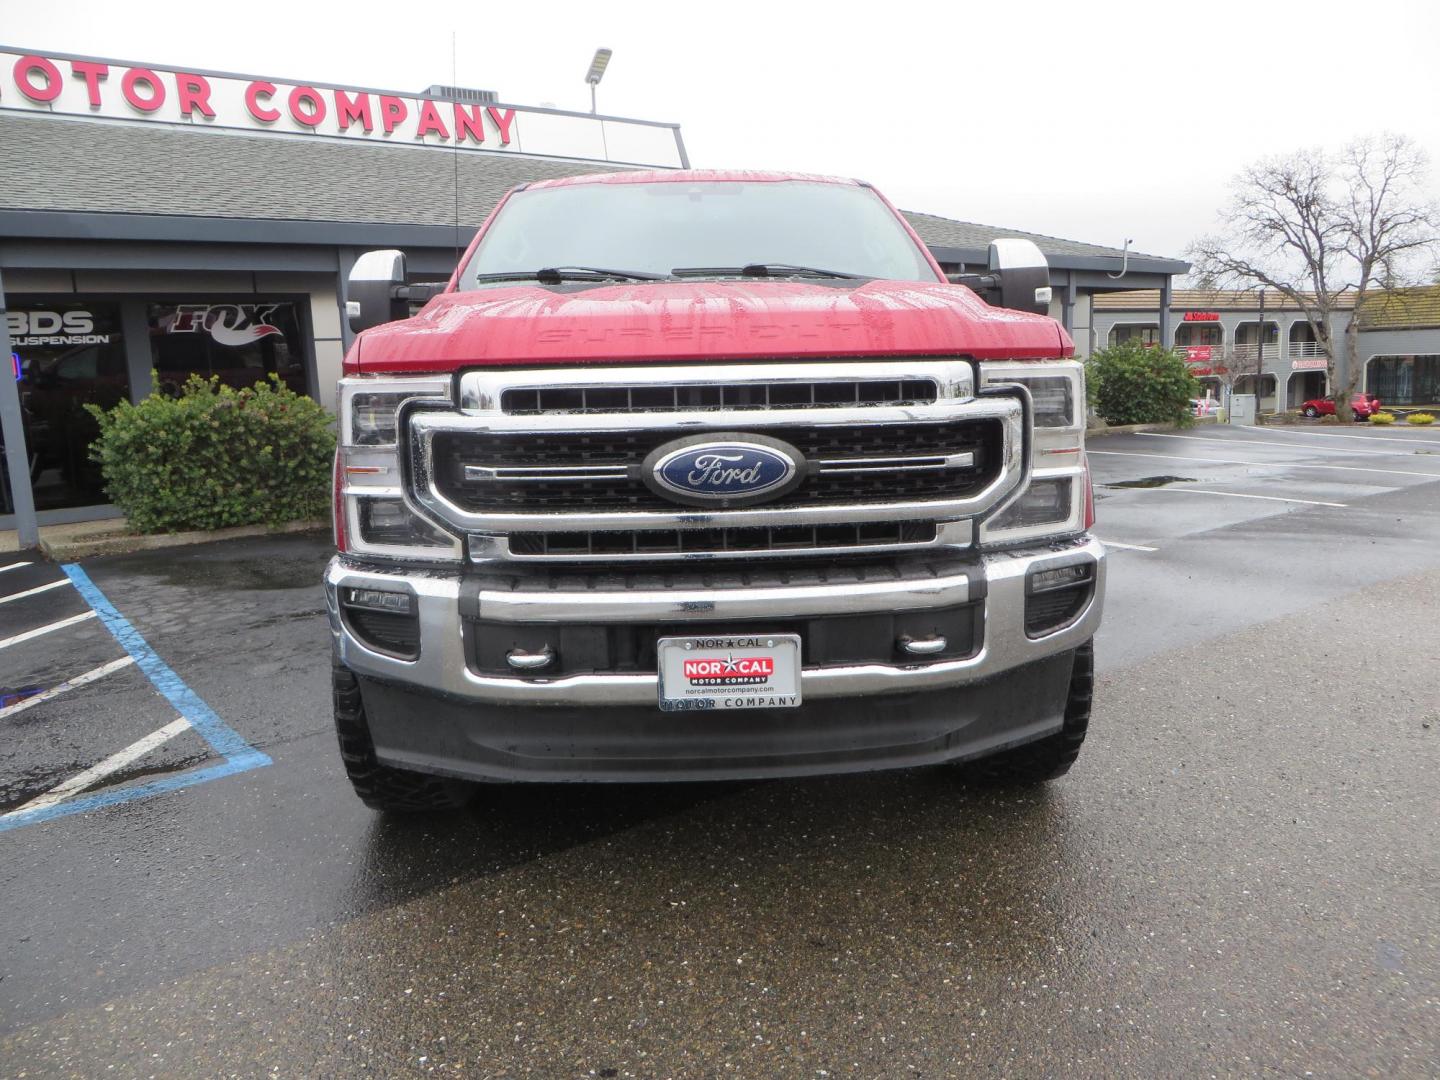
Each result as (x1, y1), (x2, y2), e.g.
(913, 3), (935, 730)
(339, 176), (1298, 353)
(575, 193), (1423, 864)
(3, 51), (515, 146)
(0, 48), (684, 166)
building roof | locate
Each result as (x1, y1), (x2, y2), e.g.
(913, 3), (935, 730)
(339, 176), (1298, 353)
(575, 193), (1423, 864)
(0, 111), (599, 226)
(1093, 288), (1357, 312)
(0, 111), (1189, 277)
(901, 211), (1166, 263)
(1356, 285), (1440, 330)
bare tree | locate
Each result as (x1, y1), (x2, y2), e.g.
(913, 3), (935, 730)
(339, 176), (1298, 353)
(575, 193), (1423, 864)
(1190, 135), (1437, 420)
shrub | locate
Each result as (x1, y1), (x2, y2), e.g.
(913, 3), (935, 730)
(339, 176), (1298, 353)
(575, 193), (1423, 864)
(86, 374), (335, 533)
(1085, 342), (1199, 427)
(1407, 412), (1435, 425)
(1369, 411), (1397, 425)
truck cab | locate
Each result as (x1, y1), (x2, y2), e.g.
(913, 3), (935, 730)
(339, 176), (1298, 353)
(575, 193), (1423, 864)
(326, 170), (1104, 809)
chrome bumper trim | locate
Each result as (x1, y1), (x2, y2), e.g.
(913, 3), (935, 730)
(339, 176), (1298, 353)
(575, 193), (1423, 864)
(326, 537), (1106, 706)
(472, 571), (971, 624)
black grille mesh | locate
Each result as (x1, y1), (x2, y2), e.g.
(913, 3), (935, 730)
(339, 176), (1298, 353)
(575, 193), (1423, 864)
(434, 420), (1000, 513)
(1024, 584), (1092, 636)
(509, 521), (938, 557)
(500, 379), (938, 415)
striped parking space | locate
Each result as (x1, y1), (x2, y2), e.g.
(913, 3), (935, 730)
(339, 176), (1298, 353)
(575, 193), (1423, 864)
(0, 558), (271, 832)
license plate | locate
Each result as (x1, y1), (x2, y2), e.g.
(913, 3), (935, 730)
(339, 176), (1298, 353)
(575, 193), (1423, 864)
(657, 633), (802, 712)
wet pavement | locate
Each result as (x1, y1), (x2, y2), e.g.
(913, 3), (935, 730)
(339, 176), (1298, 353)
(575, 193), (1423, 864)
(1, 424), (1438, 1076)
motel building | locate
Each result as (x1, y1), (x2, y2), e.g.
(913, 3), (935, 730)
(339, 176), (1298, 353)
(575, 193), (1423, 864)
(1093, 288), (1440, 413)
(0, 46), (1188, 537)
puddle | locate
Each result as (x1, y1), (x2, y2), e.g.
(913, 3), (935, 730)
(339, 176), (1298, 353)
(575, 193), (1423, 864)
(0, 748), (214, 814)
(1105, 475), (1196, 489)
(140, 556), (325, 592)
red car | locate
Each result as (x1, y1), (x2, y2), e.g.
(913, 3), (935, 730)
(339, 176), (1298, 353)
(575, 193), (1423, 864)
(1302, 393), (1380, 419)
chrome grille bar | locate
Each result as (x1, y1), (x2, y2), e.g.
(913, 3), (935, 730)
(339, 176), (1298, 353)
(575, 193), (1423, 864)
(461, 451), (978, 484)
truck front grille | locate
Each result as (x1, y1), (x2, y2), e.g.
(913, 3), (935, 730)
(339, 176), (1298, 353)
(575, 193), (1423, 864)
(408, 360), (1025, 563)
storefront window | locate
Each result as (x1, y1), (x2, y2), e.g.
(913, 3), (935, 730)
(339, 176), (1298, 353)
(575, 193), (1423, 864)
(1110, 324), (1160, 347)
(4, 299), (128, 512)
(1175, 324), (1222, 347)
(148, 300), (307, 396)
(1368, 355), (1440, 405)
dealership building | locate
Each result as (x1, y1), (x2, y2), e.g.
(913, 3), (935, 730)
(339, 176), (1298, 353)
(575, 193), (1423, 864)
(0, 46), (1188, 536)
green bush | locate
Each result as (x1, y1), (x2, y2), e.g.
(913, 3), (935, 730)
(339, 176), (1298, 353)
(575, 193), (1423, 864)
(1407, 412), (1435, 425)
(1085, 342), (1199, 427)
(86, 374), (335, 533)
(1369, 411), (1397, 425)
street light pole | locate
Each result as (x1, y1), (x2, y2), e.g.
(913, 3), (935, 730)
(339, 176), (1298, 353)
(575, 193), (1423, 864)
(585, 48), (612, 115)
(1256, 287), (1266, 410)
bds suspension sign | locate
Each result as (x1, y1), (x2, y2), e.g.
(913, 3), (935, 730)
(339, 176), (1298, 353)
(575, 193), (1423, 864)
(0, 48), (684, 166)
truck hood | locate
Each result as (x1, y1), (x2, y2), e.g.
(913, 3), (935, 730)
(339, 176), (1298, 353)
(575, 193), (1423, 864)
(348, 279), (1072, 374)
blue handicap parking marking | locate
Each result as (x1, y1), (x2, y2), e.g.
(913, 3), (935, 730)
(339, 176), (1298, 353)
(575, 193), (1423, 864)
(0, 564), (271, 833)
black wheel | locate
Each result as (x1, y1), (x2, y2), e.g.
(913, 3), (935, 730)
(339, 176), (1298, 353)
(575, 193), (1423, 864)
(1303, 406), (1319, 418)
(333, 663), (474, 812)
(959, 640), (1094, 785)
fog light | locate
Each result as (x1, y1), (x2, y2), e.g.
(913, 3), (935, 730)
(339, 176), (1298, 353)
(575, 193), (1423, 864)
(1029, 564), (1092, 594)
(1024, 560), (1095, 637)
(344, 587), (414, 615)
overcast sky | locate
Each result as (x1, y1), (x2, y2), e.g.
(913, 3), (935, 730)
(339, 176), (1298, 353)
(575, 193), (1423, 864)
(6, 0), (1439, 261)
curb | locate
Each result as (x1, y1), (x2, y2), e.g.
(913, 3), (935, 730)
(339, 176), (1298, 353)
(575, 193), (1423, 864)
(1086, 419), (1214, 438)
(41, 519), (329, 560)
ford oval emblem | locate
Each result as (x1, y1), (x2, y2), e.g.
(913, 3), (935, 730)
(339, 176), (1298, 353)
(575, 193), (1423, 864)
(642, 434), (806, 507)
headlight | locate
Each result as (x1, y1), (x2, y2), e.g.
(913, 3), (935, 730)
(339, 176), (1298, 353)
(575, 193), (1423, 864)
(978, 360), (1090, 546)
(349, 392), (413, 445)
(980, 468), (1085, 545)
(336, 377), (461, 562)
(987, 476), (1074, 530)
(979, 361), (1083, 431)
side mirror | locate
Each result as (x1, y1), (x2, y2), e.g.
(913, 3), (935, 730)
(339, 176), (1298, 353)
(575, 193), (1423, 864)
(947, 239), (1053, 316)
(987, 239), (1052, 316)
(347, 249), (408, 333)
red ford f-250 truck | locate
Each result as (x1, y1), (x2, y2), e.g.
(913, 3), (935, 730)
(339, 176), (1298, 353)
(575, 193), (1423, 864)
(326, 170), (1104, 810)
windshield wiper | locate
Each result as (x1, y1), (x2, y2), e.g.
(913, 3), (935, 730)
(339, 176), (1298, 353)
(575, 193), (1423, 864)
(470, 266), (671, 284)
(671, 263), (864, 280)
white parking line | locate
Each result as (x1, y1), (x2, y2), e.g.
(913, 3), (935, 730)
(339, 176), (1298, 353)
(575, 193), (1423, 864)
(0, 610), (98, 651)
(1111, 486), (1347, 508)
(1097, 539), (1158, 552)
(0, 656), (136, 720)
(1089, 449), (1440, 481)
(1, 717), (194, 818)
(1247, 426), (1440, 448)
(0, 578), (72, 605)
(0, 561), (34, 573)
(1133, 431), (1432, 458)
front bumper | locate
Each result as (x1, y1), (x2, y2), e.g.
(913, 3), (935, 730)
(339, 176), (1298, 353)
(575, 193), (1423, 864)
(325, 537), (1105, 707)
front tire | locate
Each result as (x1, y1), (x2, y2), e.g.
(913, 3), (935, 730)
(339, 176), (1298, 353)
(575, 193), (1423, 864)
(1303, 406), (1319, 418)
(958, 640), (1094, 785)
(333, 663), (475, 812)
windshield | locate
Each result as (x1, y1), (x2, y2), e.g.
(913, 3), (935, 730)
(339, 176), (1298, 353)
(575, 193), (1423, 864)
(459, 180), (941, 288)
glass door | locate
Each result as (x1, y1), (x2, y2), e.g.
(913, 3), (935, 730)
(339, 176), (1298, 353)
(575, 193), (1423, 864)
(4, 299), (129, 512)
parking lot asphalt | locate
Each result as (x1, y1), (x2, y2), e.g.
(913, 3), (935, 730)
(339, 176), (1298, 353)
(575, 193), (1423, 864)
(1, 423), (1438, 1077)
